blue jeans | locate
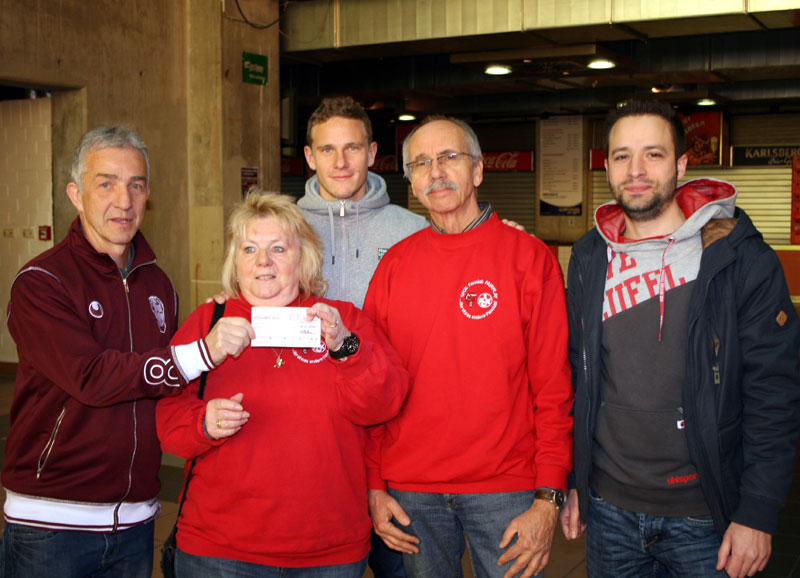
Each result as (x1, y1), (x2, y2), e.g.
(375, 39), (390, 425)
(388, 488), (544, 578)
(175, 548), (368, 577)
(370, 530), (406, 577)
(586, 488), (726, 578)
(0, 520), (154, 578)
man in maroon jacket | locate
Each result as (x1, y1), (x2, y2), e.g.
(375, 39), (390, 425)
(1, 127), (227, 578)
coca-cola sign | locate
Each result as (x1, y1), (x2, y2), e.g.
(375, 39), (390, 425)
(482, 152), (534, 172)
(589, 149), (606, 170)
(371, 155), (398, 174)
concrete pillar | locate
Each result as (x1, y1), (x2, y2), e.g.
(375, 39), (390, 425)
(187, 0), (225, 311)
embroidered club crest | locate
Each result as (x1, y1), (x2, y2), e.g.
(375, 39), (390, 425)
(459, 279), (498, 320)
(149, 296), (167, 334)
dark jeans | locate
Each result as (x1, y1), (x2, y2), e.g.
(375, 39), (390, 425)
(175, 548), (368, 577)
(586, 488), (726, 578)
(0, 520), (154, 578)
(369, 530), (405, 578)
(389, 488), (543, 578)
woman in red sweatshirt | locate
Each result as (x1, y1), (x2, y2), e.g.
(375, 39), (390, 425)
(157, 191), (409, 577)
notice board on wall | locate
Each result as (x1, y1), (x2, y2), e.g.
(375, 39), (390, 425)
(538, 116), (583, 217)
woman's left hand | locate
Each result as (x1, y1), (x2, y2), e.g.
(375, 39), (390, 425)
(308, 303), (350, 353)
(204, 393), (249, 440)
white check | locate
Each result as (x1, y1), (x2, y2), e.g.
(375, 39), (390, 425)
(251, 307), (321, 348)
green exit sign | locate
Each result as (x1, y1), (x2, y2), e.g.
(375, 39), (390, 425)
(242, 52), (268, 86)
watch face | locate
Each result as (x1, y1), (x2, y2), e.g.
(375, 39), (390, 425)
(330, 333), (359, 359)
(344, 334), (359, 354)
(536, 488), (566, 509)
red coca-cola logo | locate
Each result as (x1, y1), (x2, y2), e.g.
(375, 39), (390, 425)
(372, 155), (398, 173)
(482, 152), (533, 171)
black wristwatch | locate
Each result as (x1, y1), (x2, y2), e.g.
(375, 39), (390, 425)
(329, 333), (360, 360)
(534, 487), (566, 510)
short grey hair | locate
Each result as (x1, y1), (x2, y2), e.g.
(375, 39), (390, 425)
(401, 115), (483, 179)
(70, 126), (150, 189)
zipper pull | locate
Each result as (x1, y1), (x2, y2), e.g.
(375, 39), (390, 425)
(339, 200), (345, 217)
(713, 364), (720, 385)
(123, 277), (129, 293)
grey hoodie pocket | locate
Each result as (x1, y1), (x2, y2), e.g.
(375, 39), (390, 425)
(594, 401), (698, 490)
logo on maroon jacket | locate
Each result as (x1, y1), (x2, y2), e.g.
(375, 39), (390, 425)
(459, 279), (498, 320)
(88, 300), (104, 319)
(149, 296), (167, 334)
(292, 340), (329, 364)
(144, 357), (181, 387)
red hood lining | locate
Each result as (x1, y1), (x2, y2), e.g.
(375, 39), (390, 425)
(597, 178), (736, 243)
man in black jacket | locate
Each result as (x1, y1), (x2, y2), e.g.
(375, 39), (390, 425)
(561, 99), (800, 578)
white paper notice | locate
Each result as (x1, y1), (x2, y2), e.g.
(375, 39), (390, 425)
(251, 307), (321, 348)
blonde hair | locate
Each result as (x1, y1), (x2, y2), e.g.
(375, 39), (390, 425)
(221, 190), (327, 299)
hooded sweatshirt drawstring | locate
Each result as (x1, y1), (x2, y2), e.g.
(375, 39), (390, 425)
(329, 202), (362, 262)
(594, 179), (738, 345)
(658, 238), (675, 342)
(296, 171), (429, 307)
(355, 204), (360, 259)
(327, 205), (336, 265)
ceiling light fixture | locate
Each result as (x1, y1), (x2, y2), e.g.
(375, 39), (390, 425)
(651, 84), (674, 93)
(398, 113), (416, 121)
(697, 98), (716, 106)
(587, 59), (615, 70)
(484, 65), (511, 76)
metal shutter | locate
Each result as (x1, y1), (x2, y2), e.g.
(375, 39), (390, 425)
(732, 115), (800, 145)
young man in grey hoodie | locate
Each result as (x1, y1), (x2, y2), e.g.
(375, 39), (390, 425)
(298, 96), (426, 577)
(298, 96), (428, 309)
(562, 100), (800, 578)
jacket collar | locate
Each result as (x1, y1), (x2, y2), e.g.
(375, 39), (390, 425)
(68, 217), (157, 273)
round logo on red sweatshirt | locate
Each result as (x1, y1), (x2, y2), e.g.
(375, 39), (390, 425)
(459, 279), (498, 320)
(292, 341), (329, 364)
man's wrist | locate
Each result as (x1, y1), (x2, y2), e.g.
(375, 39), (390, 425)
(534, 487), (566, 510)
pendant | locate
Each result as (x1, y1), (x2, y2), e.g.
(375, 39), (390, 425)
(274, 355), (284, 368)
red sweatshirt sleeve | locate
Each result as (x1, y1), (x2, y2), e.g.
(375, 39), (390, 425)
(524, 249), (574, 491)
(362, 264), (396, 490)
(329, 302), (410, 427)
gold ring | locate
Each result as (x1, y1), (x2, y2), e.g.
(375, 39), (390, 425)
(216, 419), (223, 429)
(326, 321), (338, 328)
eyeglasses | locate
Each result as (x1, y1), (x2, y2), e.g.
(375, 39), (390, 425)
(406, 152), (473, 176)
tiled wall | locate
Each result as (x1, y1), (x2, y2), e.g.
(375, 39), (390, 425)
(0, 98), (54, 363)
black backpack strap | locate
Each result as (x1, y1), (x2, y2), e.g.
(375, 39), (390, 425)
(196, 300), (226, 399)
(176, 300), (226, 519)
